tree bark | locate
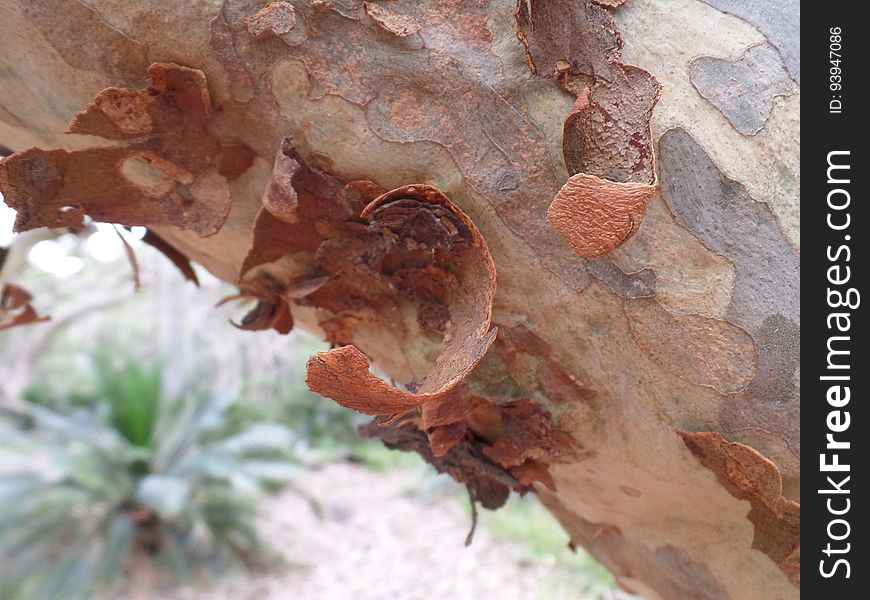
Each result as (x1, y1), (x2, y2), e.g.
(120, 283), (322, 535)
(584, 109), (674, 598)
(0, 1), (800, 598)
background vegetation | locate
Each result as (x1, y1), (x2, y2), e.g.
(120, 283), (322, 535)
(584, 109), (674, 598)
(0, 215), (622, 599)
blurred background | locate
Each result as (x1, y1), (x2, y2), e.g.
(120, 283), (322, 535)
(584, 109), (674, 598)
(0, 195), (631, 600)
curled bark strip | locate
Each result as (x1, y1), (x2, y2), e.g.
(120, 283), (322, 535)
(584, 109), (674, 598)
(515, 0), (660, 257)
(307, 329), (497, 415)
(547, 173), (655, 258)
(307, 184), (497, 417)
(218, 274), (293, 334)
(679, 431), (800, 585)
(0, 64), (252, 237)
(1, 283), (49, 331)
(140, 229), (200, 286)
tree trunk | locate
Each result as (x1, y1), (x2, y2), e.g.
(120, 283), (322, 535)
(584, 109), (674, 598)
(0, 1), (799, 598)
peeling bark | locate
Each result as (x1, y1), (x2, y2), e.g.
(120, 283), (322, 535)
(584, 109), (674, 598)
(0, 283), (49, 331)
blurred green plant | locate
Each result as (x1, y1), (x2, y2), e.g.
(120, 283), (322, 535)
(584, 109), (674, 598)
(228, 380), (367, 459)
(0, 356), (301, 600)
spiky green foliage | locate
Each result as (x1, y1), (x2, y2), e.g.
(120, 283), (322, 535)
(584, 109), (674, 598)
(0, 358), (301, 600)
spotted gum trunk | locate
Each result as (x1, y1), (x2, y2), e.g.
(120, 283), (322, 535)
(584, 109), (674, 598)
(0, 1), (800, 598)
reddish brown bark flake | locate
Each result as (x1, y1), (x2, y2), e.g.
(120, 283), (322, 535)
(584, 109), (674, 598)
(240, 140), (381, 276)
(361, 420), (519, 510)
(140, 229), (200, 286)
(0, 64), (253, 237)
(547, 174), (655, 258)
(218, 274), (294, 334)
(510, 459), (557, 492)
(479, 400), (581, 467)
(514, 0), (660, 257)
(0, 283), (49, 331)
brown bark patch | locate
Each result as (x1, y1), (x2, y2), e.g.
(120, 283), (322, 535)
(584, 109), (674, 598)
(678, 431), (800, 584)
(361, 420), (520, 510)
(0, 64), (252, 237)
(510, 459), (557, 492)
(240, 139), (380, 276)
(480, 400), (580, 467)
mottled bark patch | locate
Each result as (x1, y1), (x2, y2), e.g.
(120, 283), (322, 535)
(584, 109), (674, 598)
(585, 258), (656, 299)
(659, 128), (799, 455)
(363, 2), (421, 37)
(538, 496), (731, 600)
(22, 0), (148, 82)
(245, 2), (297, 39)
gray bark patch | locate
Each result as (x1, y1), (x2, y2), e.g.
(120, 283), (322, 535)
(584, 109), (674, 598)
(700, 0), (800, 83)
(659, 128), (799, 456)
(690, 43), (794, 135)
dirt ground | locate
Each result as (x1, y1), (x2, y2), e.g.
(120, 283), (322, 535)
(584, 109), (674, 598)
(163, 463), (635, 600)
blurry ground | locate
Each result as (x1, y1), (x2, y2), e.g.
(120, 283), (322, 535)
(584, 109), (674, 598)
(165, 462), (632, 600)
